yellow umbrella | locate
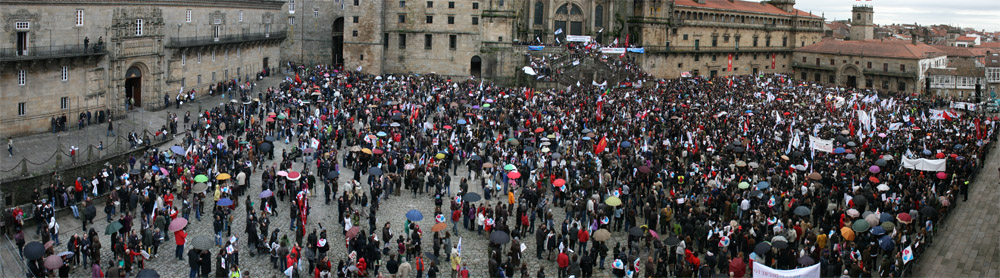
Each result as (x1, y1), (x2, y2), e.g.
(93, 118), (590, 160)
(605, 196), (622, 206)
(216, 173), (231, 180)
(436, 153), (446, 159)
(361, 148), (373, 155)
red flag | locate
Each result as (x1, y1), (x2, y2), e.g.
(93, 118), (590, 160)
(727, 54), (733, 72)
(595, 136), (608, 154)
(620, 34), (629, 58)
(975, 118), (983, 140)
(295, 73), (302, 84)
(849, 119), (856, 136)
(942, 111), (952, 121)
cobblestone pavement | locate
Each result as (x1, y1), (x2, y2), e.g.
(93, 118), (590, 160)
(911, 142), (1000, 278)
(14, 74), (637, 278)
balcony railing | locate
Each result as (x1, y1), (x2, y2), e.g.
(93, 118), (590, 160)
(0, 45), (106, 62)
(165, 31), (287, 48)
(646, 45), (792, 53)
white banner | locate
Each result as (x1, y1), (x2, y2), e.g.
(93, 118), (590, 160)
(951, 102), (977, 111)
(929, 109), (945, 120)
(808, 136), (833, 153)
(753, 262), (820, 278)
(566, 35), (591, 42)
(601, 47), (626, 54)
(901, 157), (947, 172)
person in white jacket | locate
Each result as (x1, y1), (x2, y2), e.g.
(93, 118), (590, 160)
(49, 216), (60, 246)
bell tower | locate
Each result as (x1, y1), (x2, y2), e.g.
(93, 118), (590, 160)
(849, 5), (874, 40)
(766, 0), (796, 13)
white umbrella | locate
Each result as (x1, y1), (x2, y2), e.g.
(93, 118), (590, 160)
(522, 66), (537, 76)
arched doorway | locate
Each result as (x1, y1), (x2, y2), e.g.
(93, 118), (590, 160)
(332, 17), (344, 68)
(124, 66), (143, 109)
(840, 65), (862, 88)
(554, 3), (585, 37)
(470, 56), (482, 77)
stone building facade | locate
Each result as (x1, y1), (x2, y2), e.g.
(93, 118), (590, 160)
(1, 0), (287, 136)
(791, 39), (946, 93)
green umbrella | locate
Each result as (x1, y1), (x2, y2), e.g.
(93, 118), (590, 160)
(503, 164), (516, 171)
(277, 114), (287, 120)
(880, 221), (895, 232)
(194, 175), (209, 183)
(483, 103), (491, 108)
(852, 219), (870, 232)
(738, 181), (750, 189)
(105, 221), (123, 235)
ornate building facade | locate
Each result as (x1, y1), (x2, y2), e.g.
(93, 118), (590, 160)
(1, 0), (287, 136)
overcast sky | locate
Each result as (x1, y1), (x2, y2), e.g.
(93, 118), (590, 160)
(793, 0), (1000, 32)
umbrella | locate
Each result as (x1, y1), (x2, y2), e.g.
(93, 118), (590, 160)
(875, 159), (887, 166)
(136, 269), (160, 278)
(490, 231), (511, 244)
(216, 173), (231, 180)
(620, 141), (632, 148)
(877, 184), (890, 192)
(869, 165), (881, 174)
(458, 119), (467, 125)
(23, 242), (45, 260)
(807, 172), (822, 180)
(665, 236), (681, 246)
(879, 213), (893, 223)
(406, 209), (424, 221)
(757, 181), (770, 190)
(841, 227), (856, 241)
(217, 198), (233, 206)
(592, 229), (612, 242)
(846, 208), (860, 218)
(463, 192), (481, 202)
(847, 141), (857, 147)
(470, 155), (482, 161)
(797, 256), (815, 266)
(735, 161), (747, 167)
(105, 221), (123, 235)
(369, 167), (383, 176)
(869, 177), (880, 183)
(754, 242), (771, 255)
(772, 235), (787, 243)
(865, 214), (880, 227)
(432, 222), (447, 232)
(794, 165), (807, 171)
(638, 165), (651, 173)
(286, 171), (301, 181)
(853, 195), (868, 208)
(264, 136), (276, 141)
(834, 147), (846, 154)
(327, 171), (340, 179)
(44, 255), (63, 270)
(772, 241), (789, 249)
(194, 175), (209, 183)
(169, 217), (188, 232)
(259, 190), (274, 198)
(83, 205), (97, 221)
(191, 235), (214, 250)
(193, 182), (208, 192)
(552, 179), (566, 187)
(897, 213), (912, 224)
(920, 206), (938, 220)
(376, 131), (387, 137)
(870, 226), (887, 236)
(171, 146), (186, 155)
(628, 226), (643, 237)
(738, 182), (750, 189)
(936, 172), (948, 179)
(878, 235), (895, 251)
(277, 171), (288, 177)
(880, 222), (896, 232)
(507, 171), (521, 179)
(503, 164), (516, 171)
(482, 162), (494, 168)
(852, 219), (870, 232)
(793, 206), (810, 216)
(361, 148), (373, 155)
(346, 226), (361, 238)
(605, 196), (622, 206)
(130, 168), (141, 175)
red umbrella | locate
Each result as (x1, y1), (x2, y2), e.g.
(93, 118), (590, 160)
(936, 172), (948, 179)
(169, 217), (188, 232)
(373, 149), (384, 155)
(869, 177), (879, 183)
(507, 171), (521, 179)
(287, 171), (301, 181)
(552, 179), (566, 187)
(443, 125), (453, 130)
(896, 213), (912, 224)
(534, 127), (544, 133)
(935, 153), (945, 159)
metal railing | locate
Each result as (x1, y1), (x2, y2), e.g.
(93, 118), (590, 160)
(0, 45), (106, 61)
(645, 45), (793, 53)
(165, 31), (287, 48)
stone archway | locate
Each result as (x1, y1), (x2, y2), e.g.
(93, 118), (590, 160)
(332, 17), (344, 67)
(470, 56), (482, 77)
(840, 64), (863, 88)
(124, 65), (144, 109)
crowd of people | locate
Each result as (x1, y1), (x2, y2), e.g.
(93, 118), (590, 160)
(8, 58), (996, 278)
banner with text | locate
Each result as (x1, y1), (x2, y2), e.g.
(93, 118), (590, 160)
(601, 47), (626, 54)
(752, 262), (821, 278)
(566, 35), (591, 42)
(901, 157), (947, 172)
(809, 136), (834, 153)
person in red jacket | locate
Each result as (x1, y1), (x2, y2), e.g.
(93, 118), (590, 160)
(557, 250), (569, 278)
(174, 229), (187, 260)
(577, 228), (589, 252)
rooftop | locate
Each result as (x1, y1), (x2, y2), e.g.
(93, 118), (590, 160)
(926, 59), (984, 77)
(673, 0), (822, 18)
(796, 39), (945, 59)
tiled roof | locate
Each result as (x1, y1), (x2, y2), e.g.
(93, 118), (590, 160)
(673, 0), (822, 18)
(926, 59), (984, 77)
(933, 45), (988, 57)
(796, 39), (946, 59)
(956, 36), (977, 42)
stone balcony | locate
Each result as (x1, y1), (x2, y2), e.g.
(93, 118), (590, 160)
(0, 44), (106, 62)
(164, 31), (287, 48)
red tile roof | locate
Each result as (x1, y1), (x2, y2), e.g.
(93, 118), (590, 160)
(796, 39), (945, 59)
(956, 36), (977, 42)
(674, 0), (822, 18)
(933, 45), (988, 57)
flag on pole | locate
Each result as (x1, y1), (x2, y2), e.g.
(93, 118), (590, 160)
(595, 136), (608, 154)
(620, 34), (629, 58)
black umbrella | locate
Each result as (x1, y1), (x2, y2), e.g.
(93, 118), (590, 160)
(628, 226), (643, 237)
(470, 155), (482, 161)
(489, 231), (510, 244)
(793, 206), (811, 216)
(391, 114), (403, 121)
(368, 167), (383, 176)
(523, 146), (535, 152)
(772, 241), (789, 249)
(327, 171), (340, 179)
(23, 242), (45, 260)
(423, 252), (438, 262)
(264, 136), (276, 142)
(136, 269), (160, 278)
(463, 192), (481, 202)
(754, 242), (771, 255)
(129, 168), (141, 175)
(797, 256), (815, 266)
(919, 206), (938, 220)
(259, 142), (273, 152)
(664, 236), (680, 246)
(853, 194), (868, 208)
(84, 205), (97, 221)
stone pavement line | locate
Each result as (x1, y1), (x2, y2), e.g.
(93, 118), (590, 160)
(912, 142), (1000, 278)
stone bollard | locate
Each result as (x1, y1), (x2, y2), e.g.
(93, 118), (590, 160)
(20, 158), (28, 177)
(87, 145), (95, 161)
(55, 145), (63, 169)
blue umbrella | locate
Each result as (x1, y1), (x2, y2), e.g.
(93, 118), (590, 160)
(833, 147), (846, 154)
(369, 167), (383, 176)
(878, 235), (895, 251)
(582, 136), (591, 141)
(406, 209), (424, 221)
(870, 226), (887, 236)
(376, 131), (387, 137)
(745, 110), (754, 114)
(620, 141), (632, 148)
(217, 198), (233, 206)
(151, 166), (160, 172)
(171, 146), (186, 155)
(879, 213), (893, 223)
(757, 181), (770, 190)
(457, 119), (467, 125)
(922, 149), (932, 155)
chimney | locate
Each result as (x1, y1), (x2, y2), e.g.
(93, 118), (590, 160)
(911, 30), (917, 45)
